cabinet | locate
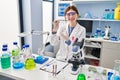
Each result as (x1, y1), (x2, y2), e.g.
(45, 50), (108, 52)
(84, 38), (102, 66)
(100, 42), (120, 69)
(84, 38), (120, 69)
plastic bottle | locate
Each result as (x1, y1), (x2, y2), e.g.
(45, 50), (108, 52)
(1, 47), (11, 69)
(107, 9), (110, 19)
(109, 9), (114, 20)
(96, 27), (101, 37)
(114, 2), (120, 20)
(102, 9), (108, 19)
(101, 31), (105, 38)
(12, 42), (20, 63)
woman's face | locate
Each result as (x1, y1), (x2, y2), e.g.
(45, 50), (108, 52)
(65, 9), (78, 23)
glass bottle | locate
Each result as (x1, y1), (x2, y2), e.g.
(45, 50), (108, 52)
(112, 60), (120, 80)
(2, 44), (11, 56)
(12, 42), (20, 56)
(23, 44), (32, 61)
(1, 47), (11, 69)
(12, 42), (20, 63)
(20, 45), (26, 62)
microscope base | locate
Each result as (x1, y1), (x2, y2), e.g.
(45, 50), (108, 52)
(71, 67), (80, 75)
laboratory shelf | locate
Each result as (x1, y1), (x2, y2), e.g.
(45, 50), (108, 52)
(73, 0), (120, 3)
(78, 18), (120, 22)
(85, 54), (100, 60)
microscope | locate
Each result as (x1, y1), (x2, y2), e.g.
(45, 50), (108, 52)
(68, 38), (85, 75)
(104, 26), (111, 40)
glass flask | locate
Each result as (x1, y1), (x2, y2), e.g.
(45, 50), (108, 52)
(77, 64), (86, 80)
(24, 58), (36, 70)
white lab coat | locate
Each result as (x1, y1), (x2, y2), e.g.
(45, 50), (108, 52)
(50, 21), (86, 61)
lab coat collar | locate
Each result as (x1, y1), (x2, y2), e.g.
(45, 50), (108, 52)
(66, 23), (81, 38)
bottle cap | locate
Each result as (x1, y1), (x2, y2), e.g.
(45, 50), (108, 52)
(13, 42), (18, 45)
(2, 44), (8, 48)
(25, 44), (29, 48)
(22, 45), (26, 48)
(2, 47), (7, 51)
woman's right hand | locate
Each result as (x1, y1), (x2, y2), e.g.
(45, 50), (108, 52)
(52, 20), (60, 32)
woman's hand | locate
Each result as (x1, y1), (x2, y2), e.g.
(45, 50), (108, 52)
(52, 20), (60, 32)
(61, 32), (69, 41)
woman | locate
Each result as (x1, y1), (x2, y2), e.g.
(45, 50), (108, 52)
(50, 5), (86, 61)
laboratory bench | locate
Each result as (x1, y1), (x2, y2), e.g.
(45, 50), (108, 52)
(0, 54), (118, 80)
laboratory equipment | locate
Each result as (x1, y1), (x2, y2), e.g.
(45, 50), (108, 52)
(77, 73), (86, 80)
(102, 9), (109, 19)
(68, 38), (85, 75)
(13, 62), (24, 69)
(18, 30), (50, 55)
(109, 9), (114, 20)
(34, 55), (49, 64)
(96, 27), (102, 37)
(23, 44), (32, 60)
(12, 42), (21, 63)
(108, 72), (113, 80)
(114, 2), (120, 20)
(94, 67), (103, 80)
(12, 42), (24, 69)
(1, 47), (11, 69)
(104, 26), (110, 40)
(24, 58), (36, 70)
(112, 60), (120, 80)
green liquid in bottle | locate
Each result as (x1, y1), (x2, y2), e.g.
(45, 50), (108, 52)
(12, 49), (19, 56)
(1, 54), (11, 69)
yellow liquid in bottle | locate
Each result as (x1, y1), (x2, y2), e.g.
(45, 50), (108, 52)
(114, 3), (120, 20)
